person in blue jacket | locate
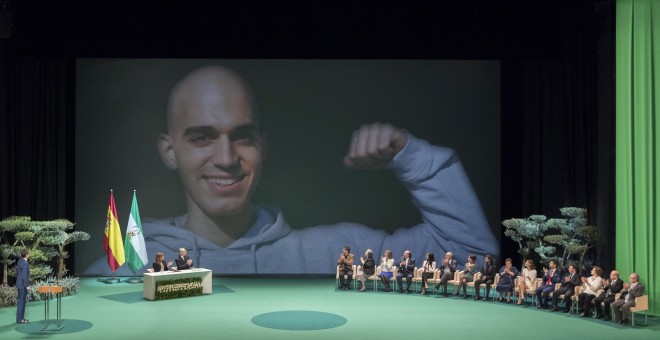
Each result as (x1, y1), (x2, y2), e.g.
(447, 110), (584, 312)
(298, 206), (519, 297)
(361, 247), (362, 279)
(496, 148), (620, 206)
(83, 66), (499, 275)
(16, 249), (30, 324)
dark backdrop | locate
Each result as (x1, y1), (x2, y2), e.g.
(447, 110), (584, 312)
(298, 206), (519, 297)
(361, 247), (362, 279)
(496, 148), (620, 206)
(0, 1), (615, 275)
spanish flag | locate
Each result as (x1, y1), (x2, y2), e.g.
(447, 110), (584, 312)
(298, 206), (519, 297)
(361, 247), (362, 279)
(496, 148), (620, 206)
(103, 190), (125, 271)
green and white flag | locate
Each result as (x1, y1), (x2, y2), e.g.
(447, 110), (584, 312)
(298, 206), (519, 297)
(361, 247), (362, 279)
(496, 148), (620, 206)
(124, 191), (148, 272)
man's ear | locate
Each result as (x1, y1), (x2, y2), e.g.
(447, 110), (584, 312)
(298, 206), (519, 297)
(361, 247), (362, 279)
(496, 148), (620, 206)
(158, 133), (178, 170)
(259, 133), (269, 162)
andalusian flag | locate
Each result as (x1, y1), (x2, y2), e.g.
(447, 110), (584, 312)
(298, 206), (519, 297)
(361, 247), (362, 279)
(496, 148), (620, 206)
(103, 190), (125, 271)
(124, 191), (148, 272)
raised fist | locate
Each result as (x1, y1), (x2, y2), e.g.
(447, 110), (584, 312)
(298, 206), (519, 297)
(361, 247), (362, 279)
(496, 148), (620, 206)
(343, 123), (407, 170)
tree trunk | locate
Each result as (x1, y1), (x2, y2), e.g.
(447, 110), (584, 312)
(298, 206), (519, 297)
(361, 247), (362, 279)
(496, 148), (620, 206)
(2, 262), (7, 287)
(57, 244), (66, 279)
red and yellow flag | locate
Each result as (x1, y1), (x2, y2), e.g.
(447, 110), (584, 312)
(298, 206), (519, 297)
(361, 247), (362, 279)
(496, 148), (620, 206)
(103, 190), (125, 272)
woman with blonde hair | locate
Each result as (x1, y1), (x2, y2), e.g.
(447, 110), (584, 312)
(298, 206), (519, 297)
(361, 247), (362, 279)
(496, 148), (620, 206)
(516, 259), (537, 305)
(378, 250), (394, 292)
(578, 266), (604, 317)
(357, 249), (376, 292)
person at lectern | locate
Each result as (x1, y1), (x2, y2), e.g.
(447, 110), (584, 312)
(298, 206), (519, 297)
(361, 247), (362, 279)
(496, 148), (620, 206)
(152, 252), (173, 272)
(84, 65), (499, 275)
(16, 249), (31, 324)
(175, 248), (193, 270)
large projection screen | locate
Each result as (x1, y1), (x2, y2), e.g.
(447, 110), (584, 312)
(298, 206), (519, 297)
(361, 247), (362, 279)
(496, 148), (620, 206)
(75, 59), (500, 275)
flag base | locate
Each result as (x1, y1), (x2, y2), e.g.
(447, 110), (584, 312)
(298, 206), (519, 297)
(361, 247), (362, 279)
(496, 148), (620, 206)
(124, 277), (143, 284)
(97, 277), (121, 284)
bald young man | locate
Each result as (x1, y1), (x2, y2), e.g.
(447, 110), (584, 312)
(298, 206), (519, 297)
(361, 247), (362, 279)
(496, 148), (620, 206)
(84, 66), (498, 275)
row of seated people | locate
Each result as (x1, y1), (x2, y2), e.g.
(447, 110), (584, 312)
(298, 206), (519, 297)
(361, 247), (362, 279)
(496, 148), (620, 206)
(336, 247), (646, 326)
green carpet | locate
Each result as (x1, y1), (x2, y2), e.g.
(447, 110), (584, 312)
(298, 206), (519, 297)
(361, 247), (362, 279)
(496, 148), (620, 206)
(251, 310), (346, 330)
(0, 277), (657, 339)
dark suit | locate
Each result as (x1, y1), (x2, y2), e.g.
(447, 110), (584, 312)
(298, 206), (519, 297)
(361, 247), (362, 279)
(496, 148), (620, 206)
(551, 271), (580, 311)
(362, 257), (376, 276)
(611, 282), (644, 322)
(175, 255), (193, 270)
(396, 257), (416, 292)
(474, 262), (497, 299)
(435, 258), (458, 294)
(16, 257), (30, 323)
(594, 278), (623, 318)
(535, 268), (561, 308)
(152, 261), (169, 272)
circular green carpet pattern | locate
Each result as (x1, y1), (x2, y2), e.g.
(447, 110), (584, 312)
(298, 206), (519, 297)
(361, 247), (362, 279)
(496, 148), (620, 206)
(251, 310), (347, 331)
(15, 319), (94, 334)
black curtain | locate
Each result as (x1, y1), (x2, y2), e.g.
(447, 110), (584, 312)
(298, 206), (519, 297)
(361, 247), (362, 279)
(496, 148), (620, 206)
(0, 50), (74, 221)
(500, 1), (615, 271)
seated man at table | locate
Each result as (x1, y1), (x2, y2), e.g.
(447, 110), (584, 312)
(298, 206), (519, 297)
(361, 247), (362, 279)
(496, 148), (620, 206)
(175, 248), (194, 269)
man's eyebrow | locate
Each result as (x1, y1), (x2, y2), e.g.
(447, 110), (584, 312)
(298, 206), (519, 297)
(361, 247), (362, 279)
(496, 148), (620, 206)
(182, 124), (260, 137)
(182, 125), (217, 137)
(232, 123), (260, 134)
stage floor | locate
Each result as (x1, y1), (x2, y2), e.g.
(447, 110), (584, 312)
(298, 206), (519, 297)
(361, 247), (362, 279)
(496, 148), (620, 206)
(0, 277), (658, 339)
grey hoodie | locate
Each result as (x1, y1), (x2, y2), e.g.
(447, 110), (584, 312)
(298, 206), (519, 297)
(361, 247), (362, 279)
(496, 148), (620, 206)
(83, 134), (499, 275)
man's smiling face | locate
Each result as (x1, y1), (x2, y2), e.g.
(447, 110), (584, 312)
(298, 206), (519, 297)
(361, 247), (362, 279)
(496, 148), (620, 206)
(160, 67), (264, 219)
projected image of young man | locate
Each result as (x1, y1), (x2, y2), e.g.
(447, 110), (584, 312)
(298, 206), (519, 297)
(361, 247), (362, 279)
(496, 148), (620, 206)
(159, 67), (265, 248)
(83, 65), (499, 275)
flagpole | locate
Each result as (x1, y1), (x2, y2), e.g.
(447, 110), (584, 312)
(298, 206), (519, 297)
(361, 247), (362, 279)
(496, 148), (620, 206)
(99, 272), (121, 284)
(123, 189), (147, 284)
(125, 271), (143, 284)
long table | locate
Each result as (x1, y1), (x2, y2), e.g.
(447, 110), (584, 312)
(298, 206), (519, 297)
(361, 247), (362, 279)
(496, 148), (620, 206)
(143, 268), (212, 300)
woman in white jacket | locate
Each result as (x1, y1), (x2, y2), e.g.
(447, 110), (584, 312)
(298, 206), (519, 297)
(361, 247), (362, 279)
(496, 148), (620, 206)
(578, 266), (604, 317)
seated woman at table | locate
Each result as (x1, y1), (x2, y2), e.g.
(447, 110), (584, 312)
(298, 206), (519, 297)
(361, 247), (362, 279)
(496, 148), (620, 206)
(152, 252), (173, 272)
(496, 258), (519, 303)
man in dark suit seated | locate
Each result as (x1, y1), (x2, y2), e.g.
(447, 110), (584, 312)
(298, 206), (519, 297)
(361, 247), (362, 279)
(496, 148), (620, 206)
(536, 260), (561, 309)
(473, 254), (497, 300)
(396, 250), (416, 293)
(611, 273), (644, 325)
(175, 247), (193, 269)
(551, 263), (580, 312)
(594, 270), (624, 320)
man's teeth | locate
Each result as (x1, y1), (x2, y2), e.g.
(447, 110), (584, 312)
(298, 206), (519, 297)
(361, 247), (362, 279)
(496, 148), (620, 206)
(208, 178), (239, 186)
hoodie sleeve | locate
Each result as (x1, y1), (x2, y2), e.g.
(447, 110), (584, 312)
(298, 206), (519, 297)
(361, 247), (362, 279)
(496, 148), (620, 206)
(381, 134), (499, 262)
